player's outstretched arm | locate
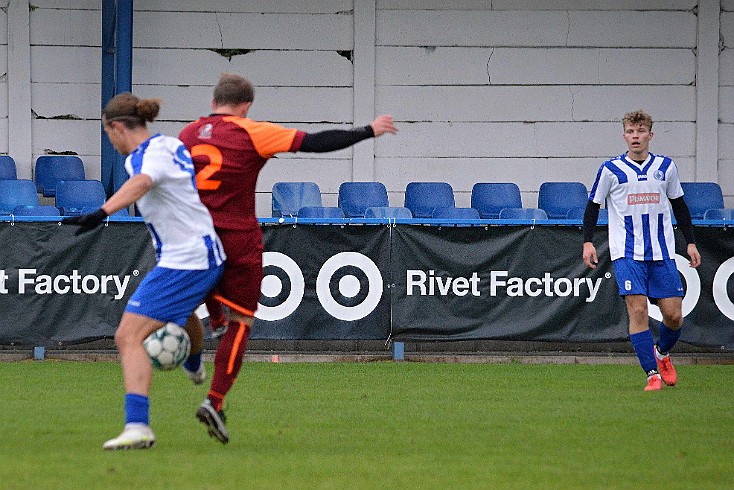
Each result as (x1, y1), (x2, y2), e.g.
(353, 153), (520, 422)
(370, 115), (397, 137)
(62, 174), (153, 235)
(101, 173), (153, 215)
(299, 116), (397, 153)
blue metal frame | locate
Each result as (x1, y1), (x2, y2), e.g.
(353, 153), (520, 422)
(2, 216), (730, 227)
(101, 0), (134, 198)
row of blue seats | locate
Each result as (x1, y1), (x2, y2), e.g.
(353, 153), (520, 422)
(272, 181), (734, 221)
(0, 179), (110, 216)
(0, 155), (109, 216)
(0, 155), (86, 197)
(3, 155), (731, 221)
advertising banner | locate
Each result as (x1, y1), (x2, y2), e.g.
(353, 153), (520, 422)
(1, 221), (732, 348)
(0, 222), (155, 344)
(390, 225), (734, 349)
(676, 227), (734, 348)
(253, 224), (391, 340)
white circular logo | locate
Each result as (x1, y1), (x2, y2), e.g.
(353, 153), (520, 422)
(648, 254), (701, 321)
(713, 256), (734, 321)
(316, 252), (383, 321)
(255, 252), (305, 321)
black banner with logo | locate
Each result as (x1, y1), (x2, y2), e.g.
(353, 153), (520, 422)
(0, 222), (155, 344)
(1, 221), (732, 349)
(253, 225), (391, 340)
(390, 225), (734, 349)
(677, 227), (734, 348)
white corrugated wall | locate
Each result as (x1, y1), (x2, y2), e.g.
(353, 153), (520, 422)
(1, 0), (731, 214)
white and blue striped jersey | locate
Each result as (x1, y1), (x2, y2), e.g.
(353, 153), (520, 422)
(125, 134), (225, 270)
(589, 152), (684, 261)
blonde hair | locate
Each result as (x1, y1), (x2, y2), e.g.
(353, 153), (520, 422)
(622, 110), (653, 130)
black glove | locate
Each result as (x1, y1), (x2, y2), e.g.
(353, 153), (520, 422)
(62, 208), (109, 235)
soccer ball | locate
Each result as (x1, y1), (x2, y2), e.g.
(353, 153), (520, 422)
(143, 322), (191, 370)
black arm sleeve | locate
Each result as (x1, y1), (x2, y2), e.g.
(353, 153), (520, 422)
(299, 125), (375, 153)
(582, 201), (601, 243)
(670, 196), (696, 244)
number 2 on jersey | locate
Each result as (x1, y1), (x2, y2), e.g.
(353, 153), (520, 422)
(191, 144), (222, 190)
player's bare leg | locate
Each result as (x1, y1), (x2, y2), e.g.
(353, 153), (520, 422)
(103, 313), (163, 450)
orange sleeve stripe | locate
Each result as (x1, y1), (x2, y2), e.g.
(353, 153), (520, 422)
(227, 323), (250, 375)
(222, 116), (298, 159)
(212, 293), (255, 318)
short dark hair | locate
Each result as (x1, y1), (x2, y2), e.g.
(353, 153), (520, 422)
(103, 92), (161, 129)
(623, 110), (653, 130)
(213, 73), (255, 106)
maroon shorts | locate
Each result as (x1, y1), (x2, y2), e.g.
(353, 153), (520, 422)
(210, 227), (263, 316)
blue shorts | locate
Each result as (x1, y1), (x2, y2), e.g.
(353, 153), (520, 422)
(612, 258), (684, 299)
(125, 265), (224, 326)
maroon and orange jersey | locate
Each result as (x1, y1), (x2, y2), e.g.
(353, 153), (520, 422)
(179, 115), (305, 230)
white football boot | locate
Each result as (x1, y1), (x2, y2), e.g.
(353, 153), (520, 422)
(102, 423), (156, 450)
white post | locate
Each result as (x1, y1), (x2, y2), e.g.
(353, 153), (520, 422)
(695, 0), (720, 182)
(7, 0), (33, 179)
(352, 0), (377, 182)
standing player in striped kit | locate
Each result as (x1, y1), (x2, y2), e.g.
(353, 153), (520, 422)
(582, 110), (701, 391)
(179, 73), (397, 443)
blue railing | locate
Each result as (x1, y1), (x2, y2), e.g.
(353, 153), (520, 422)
(0, 215), (731, 227)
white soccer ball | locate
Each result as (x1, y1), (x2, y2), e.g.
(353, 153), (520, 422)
(143, 322), (191, 371)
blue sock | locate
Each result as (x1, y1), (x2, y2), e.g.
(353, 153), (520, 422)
(183, 351), (202, 372)
(630, 330), (657, 374)
(125, 393), (149, 425)
(657, 323), (681, 354)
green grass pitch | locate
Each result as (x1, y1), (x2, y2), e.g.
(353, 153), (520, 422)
(1, 361), (732, 489)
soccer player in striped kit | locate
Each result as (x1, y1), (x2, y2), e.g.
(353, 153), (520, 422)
(582, 110), (701, 391)
(64, 93), (226, 448)
(179, 73), (397, 443)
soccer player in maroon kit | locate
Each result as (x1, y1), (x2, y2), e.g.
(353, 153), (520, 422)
(179, 73), (397, 443)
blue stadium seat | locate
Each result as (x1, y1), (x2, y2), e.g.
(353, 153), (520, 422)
(34, 155), (85, 197)
(338, 182), (389, 217)
(297, 206), (345, 218)
(702, 208), (734, 221)
(13, 205), (61, 217)
(0, 155), (17, 180)
(364, 206), (413, 219)
(431, 207), (481, 219)
(538, 182), (589, 219)
(0, 179), (39, 214)
(499, 207), (548, 220)
(566, 207), (608, 223)
(680, 182), (725, 219)
(56, 180), (106, 216)
(404, 182), (455, 218)
(471, 183), (522, 219)
(272, 182), (322, 217)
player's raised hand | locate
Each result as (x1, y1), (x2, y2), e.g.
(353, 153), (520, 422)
(62, 208), (108, 235)
(583, 242), (598, 269)
(370, 115), (397, 137)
